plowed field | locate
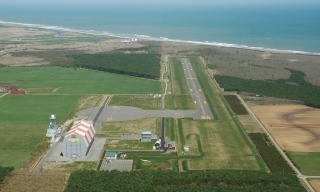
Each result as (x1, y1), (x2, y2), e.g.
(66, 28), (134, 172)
(251, 105), (320, 152)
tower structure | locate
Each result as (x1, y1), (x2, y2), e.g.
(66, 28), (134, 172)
(46, 114), (59, 143)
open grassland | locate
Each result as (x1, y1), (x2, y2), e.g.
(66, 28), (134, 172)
(0, 171), (66, 192)
(287, 152), (320, 175)
(97, 117), (162, 137)
(251, 105), (320, 152)
(108, 95), (162, 110)
(0, 67), (161, 94)
(165, 57), (194, 110)
(0, 94), (81, 168)
(42, 162), (97, 173)
(105, 140), (157, 151)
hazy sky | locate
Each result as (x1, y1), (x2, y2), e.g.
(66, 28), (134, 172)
(1, 0), (320, 5)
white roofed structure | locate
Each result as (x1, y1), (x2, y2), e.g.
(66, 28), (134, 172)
(61, 120), (95, 157)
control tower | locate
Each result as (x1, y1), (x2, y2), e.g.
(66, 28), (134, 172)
(46, 114), (59, 143)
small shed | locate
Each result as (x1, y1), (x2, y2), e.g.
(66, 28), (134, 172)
(141, 131), (152, 142)
(165, 141), (175, 148)
(106, 151), (117, 159)
(184, 146), (189, 152)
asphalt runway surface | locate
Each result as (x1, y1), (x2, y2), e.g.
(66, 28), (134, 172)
(180, 58), (214, 120)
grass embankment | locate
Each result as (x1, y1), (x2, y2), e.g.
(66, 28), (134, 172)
(287, 152), (320, 175)
(0, 67), (162, 94)
(165, 57), (194, 110)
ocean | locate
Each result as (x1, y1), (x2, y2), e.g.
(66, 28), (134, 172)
(0, 4), (320, 55)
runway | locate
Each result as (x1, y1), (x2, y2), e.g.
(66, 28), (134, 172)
(180, 58), (214, 120)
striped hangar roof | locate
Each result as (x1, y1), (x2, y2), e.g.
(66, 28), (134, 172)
(65, 120), (95, 146)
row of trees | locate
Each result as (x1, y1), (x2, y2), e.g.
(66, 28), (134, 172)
(223, 95), (248, 115)
(65, 170), (304, 191)
(215, 69), (320, 108)
(67, 53), (161, 79)
(0, 166), (14, 183)
(248, 133), (295, 173)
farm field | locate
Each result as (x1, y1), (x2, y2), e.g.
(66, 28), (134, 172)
(224, 95), (248, 115)
(309, 180), (320, 192)
(165, 57), (194, 110)
(250, 105), (320, 152)
(0, 67), (162, 94)
(0, 94), (82, 168)
(108, 95), (162, 110)
(97, 117), (162, 137)
(105, 139), (158, 151)
(286, 152), (320, 175)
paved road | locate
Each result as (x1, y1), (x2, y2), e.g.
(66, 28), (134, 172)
(236, 94), (317, 192)
(180, 58), (214, 120)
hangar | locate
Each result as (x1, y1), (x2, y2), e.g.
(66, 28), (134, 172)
(61, 120), (95, 157)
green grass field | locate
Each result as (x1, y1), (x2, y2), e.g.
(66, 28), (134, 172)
(287, 152), (320, 175)
(105, 140), (157, 151)
(108, 95), (162, 110)
(165, 57), (194, 110)
(0, 67), (162, 94)
(0, 94), (82, 168)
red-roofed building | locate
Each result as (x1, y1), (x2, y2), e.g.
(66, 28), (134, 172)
(10, 89), (26, 94)
(61, 120), (95, 157)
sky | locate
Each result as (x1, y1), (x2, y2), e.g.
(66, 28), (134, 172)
(1, 0), (320, 6)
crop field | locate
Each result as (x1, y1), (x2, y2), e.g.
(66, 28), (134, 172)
(223, 95), (248, 115)
(309, 180), (320, 192)
(0, 94), (82, 168)
(108, 95), (162, 110)
(166, 57), (267, 171)
(165, 57), (194, 110)
(287, 152), (320, 175)
(251, 105), (320, 152)
(0, 67), (162, 94)
(97, 117), (162, 137)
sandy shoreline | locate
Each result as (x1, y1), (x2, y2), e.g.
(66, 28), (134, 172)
(1, 23), (320, 86)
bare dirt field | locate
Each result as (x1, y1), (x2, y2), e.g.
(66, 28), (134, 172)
(251, 105), (320, 152)
(309, 180), (320, 192)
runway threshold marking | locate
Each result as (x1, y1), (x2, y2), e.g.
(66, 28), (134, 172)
(206, 116), (211, 119)
(201, 116), (205, 119)
(204, 101), (207, 104)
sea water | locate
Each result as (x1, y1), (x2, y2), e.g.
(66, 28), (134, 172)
(0, 4), (319, 55)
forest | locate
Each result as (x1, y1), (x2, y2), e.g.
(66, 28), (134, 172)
(0, 166), (14, 183)
(65, 170), (305, 191)
(248, 133), (295, 173)
(223, 95), (248, 115)
(215, 69), (320, 108)
(65, 53), (161, 79)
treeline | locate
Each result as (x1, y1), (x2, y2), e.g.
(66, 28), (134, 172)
(215, 69), (320, 108)
(66, 53), (161, 79)
(65, 170), (305, 191)
(0, 166), (14, 183)
(248, 133), (295, 173)
(224, 95), (248, 115)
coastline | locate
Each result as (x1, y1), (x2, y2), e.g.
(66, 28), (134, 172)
(1, 20), (319, 56)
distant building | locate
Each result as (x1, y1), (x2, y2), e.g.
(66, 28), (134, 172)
(141, 131), (152, 142)
(165, 141), (175, 148)
(10, 89), (26, 94)
(106, 151), (117, 159)
(184, 146), (189, 152)
(61, 120), (95, 157)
